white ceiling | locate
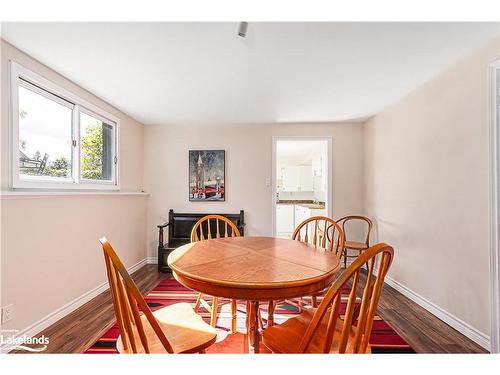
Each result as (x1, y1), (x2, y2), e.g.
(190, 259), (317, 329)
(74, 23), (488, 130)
(2, 22), (499, 126)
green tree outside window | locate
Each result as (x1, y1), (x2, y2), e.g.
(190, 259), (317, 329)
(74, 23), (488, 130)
(81, 123), (104, 179)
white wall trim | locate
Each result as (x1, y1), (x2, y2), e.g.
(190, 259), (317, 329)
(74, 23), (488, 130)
(0, 257), (148, 353)
(384, 275), (490, 351)
(271, 136), (333, 237)
(488, 59), (500, 354)
(146, 256), (158, 264)
(0, 191), (149, 199)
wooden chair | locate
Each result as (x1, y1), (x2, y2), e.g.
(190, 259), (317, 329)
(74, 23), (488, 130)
(191, 215), (241, 333)
(337, 215), (373, 268)
(293, 216), (345, 307)
(292, 216), (345, 256)
(100, 237), (217, 353)
(267, 216), (345, 326)
(262, 242), (394, 353)
(156, 209), (245, 273)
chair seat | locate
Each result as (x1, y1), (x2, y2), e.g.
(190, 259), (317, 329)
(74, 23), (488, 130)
(117, 302), (217, 354)
(345, 241), (369, 251)
(262, 309), (371, 353)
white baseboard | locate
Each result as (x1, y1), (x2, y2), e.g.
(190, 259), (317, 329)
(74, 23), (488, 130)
(384, 275), (491, 351)
(1, 257), (149, 354)
(146, 256), (158, 264)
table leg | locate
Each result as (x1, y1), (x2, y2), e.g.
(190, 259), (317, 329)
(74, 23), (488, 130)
(231, 299), (237, 333)
(246, 301), (252, 351)
(267, 300), (275, 327)
(246, 300), (260, 353)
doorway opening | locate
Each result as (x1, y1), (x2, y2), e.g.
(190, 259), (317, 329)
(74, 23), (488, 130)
(272, 136), (332, 238)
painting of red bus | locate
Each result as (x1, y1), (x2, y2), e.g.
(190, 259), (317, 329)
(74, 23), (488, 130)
(189, 150), (225, 201)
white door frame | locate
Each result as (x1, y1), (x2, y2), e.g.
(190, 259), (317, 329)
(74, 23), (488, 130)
(489, 59), (500, 353)
(271, 136), (333, 237)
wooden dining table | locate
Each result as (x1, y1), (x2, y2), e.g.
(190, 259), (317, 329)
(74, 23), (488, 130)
(167, 236), (341, 353)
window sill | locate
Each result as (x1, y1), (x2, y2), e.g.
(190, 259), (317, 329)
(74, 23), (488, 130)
(0, 190), (149, 199)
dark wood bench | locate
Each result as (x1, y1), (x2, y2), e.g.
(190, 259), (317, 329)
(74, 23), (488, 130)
(157, 209), (245, 273)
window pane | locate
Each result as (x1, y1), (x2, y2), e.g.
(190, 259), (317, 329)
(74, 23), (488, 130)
(80, 112), (113, 181)
(18, 84), (73, 179)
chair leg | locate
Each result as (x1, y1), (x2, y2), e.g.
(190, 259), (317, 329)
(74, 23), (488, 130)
(194, 293), (203, 312)
(267, 300), (275, 327)
(231, 299), (237, 333)
(258, 307), (264, 330)
(255, 306), (264, 330)
(311, 295), (318, 308)
(210, 296), (219, 327)
(245, 301), (250, 330)
(344, 249), (347, 268)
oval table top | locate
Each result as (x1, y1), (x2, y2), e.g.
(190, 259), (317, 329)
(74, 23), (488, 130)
(167, 236), (341, 301)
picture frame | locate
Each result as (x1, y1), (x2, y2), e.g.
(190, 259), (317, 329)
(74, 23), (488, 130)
(189, 150), (225, 201)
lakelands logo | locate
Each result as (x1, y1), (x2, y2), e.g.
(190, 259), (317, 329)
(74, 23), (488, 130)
(1, 330), (49, 352)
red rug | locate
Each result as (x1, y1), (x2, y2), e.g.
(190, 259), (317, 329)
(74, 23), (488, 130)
(85, 279), (415, 354)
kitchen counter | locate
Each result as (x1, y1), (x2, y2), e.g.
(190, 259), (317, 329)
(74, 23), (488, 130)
(277, 200), (325, 209)
(295, 203), (325, 209)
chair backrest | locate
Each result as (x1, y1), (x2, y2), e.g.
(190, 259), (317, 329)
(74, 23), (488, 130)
(298, 242), (394, 353)
(336, 215), (373, 246)
(292, 216), (345, 256)
(100, 237), (173, 353)
(191, 214), (241, 242)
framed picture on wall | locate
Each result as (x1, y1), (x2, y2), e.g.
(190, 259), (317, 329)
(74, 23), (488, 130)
(189, 150), (225, 201)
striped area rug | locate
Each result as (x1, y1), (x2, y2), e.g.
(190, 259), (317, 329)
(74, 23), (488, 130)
(85, 279), (414, 354)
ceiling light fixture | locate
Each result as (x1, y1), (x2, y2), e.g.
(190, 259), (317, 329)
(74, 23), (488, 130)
(238, 22), (248, 38)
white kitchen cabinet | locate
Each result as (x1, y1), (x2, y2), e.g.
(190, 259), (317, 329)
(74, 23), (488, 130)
(276, 204), (295, 234)
(294, 205), (326, 226)
(277, 203), (326, 237)
(294, 205), (310, 226)
(299, 166), (313, 191)
(312, 154), (323, 177)
(282, 165), (313, 192)
(282, 166), (300, 192)
(310, 208), (326, 217)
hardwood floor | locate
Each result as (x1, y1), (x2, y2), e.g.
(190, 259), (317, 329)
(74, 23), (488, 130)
(12, 264), (487, 353)
(359, 272), (488, 353)
(11, 264), (168, 354)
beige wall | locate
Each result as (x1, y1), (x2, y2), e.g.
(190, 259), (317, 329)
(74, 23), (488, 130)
(0, 40), (148, 334)
(144, 122), (365, 257)
(0, 195), (148, 333)
(364, 37), (500, 338)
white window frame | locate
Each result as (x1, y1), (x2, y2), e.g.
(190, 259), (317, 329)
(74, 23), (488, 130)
(9, 61), (120, 190)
